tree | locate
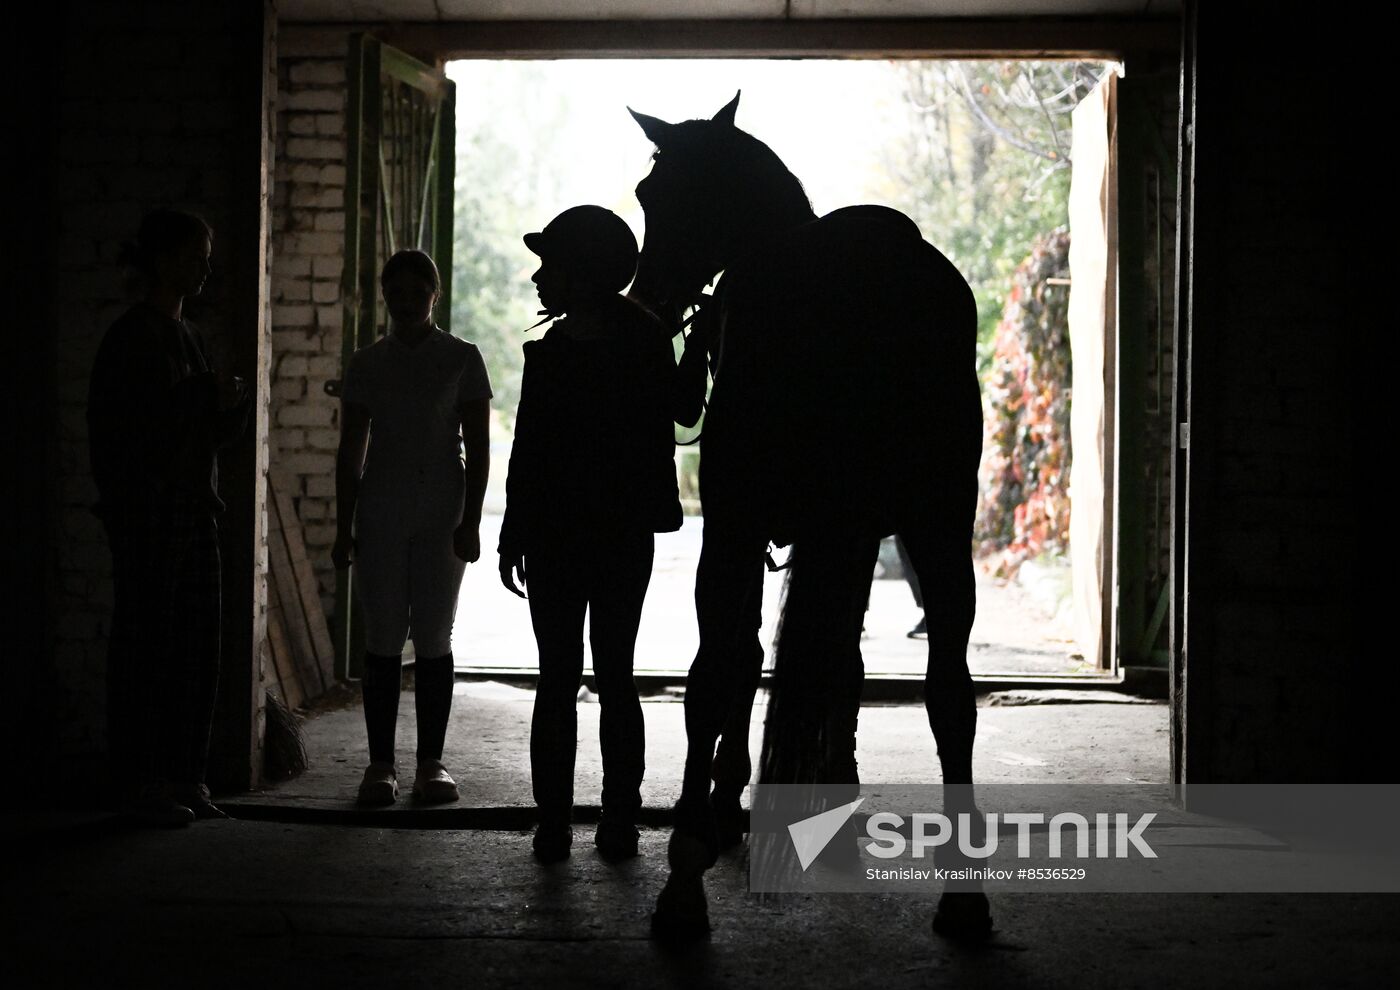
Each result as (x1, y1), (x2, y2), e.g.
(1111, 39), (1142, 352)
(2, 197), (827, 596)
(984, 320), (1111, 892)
(449, 64), (571, 430)
(886, 60), (1106, 570)
(886, 60), (1106, 369)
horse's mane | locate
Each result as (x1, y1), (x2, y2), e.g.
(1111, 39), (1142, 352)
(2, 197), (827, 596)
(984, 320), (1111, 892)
(667, 119), (816, 236)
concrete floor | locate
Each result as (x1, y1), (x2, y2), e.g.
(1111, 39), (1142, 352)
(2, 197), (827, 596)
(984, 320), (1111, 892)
(239, 682), (1167, 814)
(12, 689), (1399, 987)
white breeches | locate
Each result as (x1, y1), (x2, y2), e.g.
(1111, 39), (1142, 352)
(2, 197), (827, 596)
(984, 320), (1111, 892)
(353, 469), (466, 658)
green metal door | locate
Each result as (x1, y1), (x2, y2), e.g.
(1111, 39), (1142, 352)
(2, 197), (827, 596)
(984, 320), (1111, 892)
(334, 34), (457, 677)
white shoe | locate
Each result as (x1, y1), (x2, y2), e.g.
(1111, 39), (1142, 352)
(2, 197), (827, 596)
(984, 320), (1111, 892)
(412, 759), (459, 805)
(357, 762), (398, 806)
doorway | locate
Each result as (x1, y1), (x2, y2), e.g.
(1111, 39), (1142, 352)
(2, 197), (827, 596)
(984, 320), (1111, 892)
(258, 25), (1180, 809)
(435, 56), (1120, 682)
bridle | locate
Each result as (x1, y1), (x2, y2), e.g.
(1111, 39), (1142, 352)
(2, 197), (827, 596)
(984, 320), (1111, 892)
(669, 288), (792, 574)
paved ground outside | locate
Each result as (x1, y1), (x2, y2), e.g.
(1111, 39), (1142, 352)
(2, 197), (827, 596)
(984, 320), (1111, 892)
(453, 514), (1091, 678)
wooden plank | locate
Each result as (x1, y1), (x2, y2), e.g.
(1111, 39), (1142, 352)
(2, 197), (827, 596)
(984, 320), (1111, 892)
(266, 594), (305, 711)
(304, 569), (338, 688)
(266, 596), (300, 710)
(273, 484), (338, 689)
(269, 489), (325, 698)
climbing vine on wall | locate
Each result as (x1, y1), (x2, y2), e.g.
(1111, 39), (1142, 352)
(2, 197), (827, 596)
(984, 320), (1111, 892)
(975, 228), (1073, 572)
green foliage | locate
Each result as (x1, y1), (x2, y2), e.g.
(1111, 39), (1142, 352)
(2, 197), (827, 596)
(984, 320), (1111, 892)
(449, 66), (571, 429)
(885, 61), (1104, 372)
(451, 136), (527, 428)
(886, 60), (1103, 568)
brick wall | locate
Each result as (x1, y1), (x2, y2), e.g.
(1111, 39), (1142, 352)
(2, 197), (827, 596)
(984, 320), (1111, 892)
(43, 0), (273, 785)
(271, 32), (351, 617)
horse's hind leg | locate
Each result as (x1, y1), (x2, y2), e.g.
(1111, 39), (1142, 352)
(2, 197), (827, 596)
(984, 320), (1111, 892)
(899, 515), (977, 788)
(899, 503), (992, 941)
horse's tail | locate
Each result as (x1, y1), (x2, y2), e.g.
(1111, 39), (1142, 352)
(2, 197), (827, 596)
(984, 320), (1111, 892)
(756, 566), (809, 787)
(752, 536), (870, 891)
(756, 540), (868, 790)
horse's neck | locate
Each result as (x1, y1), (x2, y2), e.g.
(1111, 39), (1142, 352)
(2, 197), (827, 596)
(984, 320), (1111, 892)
(720, 206), (816, 275)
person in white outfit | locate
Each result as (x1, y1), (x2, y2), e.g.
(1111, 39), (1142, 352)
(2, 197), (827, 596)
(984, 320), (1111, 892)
(332, 249), (492, 806)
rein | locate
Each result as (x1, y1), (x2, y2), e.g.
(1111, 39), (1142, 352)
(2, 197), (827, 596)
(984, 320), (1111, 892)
(674, 292), (790, 574)
(673, 293), (713, 449)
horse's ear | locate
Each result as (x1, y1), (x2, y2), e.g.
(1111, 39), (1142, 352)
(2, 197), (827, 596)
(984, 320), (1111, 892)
(713, 91), (741, 126)
(629, 107), (674, 148)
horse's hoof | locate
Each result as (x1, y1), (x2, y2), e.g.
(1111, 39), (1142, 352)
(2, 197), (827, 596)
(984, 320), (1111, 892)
(931, 891), (993, 942)
(711, 791), (747, 850)
(651, 875), (711, 943)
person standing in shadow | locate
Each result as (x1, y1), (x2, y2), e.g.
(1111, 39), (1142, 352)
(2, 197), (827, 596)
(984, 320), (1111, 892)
(499, 206), (681, 863)
(88, 209), (251, 826)
(895, 536), (927, 638)
(862, 537), (926, 639)
(333, 249), (492, 808)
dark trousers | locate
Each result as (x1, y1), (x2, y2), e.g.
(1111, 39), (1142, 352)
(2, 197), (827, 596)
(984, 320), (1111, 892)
(527, 529), (654, 824)
(104, 497), (222, 798)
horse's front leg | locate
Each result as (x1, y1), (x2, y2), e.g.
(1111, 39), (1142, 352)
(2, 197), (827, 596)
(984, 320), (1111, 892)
(710, 629), (764, 850)
(652, 517), (766, 942)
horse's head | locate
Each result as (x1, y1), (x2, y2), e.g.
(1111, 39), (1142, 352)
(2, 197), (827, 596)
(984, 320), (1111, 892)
(627, 92), (814, 331)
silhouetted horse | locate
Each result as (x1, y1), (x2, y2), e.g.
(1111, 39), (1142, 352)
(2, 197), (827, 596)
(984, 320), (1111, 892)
(628, 95), (989, 941)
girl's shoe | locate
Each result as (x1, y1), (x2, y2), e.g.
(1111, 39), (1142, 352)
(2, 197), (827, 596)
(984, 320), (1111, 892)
(357, 762), (398, 806)
(177, 783), (229, 820)
(412, 760), (460, 804)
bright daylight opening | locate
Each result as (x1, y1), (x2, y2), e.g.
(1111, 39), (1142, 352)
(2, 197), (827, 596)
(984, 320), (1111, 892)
(442, 58), (1112, 680)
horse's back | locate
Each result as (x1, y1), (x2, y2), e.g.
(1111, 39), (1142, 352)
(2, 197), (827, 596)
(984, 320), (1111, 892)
(722, 205), (977, 407)
(708, 206), (982, 541)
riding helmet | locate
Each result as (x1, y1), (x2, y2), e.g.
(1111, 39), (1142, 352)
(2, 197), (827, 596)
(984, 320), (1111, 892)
(524, 205), (639, 295)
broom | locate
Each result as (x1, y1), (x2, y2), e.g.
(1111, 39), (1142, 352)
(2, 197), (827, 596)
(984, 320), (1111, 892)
(263, 689), (309, 781)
